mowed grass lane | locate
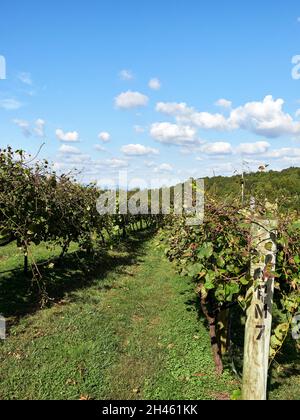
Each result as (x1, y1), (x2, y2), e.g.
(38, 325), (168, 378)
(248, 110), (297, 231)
(0, 233), (298, 400)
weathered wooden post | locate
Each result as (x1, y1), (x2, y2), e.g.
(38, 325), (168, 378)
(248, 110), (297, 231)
(242, 211), (278, 400)
(0, 315), (6, 340)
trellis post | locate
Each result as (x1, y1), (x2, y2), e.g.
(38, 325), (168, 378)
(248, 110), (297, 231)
(242, 213), (278, 400)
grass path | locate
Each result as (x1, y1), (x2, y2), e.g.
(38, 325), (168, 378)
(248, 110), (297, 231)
(0, 234), (235, 400)
(0, 233), (298, 400)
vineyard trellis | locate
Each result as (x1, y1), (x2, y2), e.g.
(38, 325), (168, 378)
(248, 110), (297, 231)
(1, 147), (299, 399)
(161, 194), (300, 399)
(0, 147), (161, 303)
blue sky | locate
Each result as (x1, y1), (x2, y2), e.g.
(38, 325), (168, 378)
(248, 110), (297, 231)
(1, 0), (300, 187)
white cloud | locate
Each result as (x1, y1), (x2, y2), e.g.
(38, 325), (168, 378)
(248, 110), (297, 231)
(149, 78), (161, 91)
(34, 119), (46, 138)
(52, 162), (66, 172)
(104, 158), (128, 169)
(13, 119), (31, 137)
(94, 144), (107, 152)
(213, 162), (235, 174)
(154, 163), (173, 173)
(59, 144), (81, 155)
(215, 98), (232, 108)
(134, 125), (145, 133)
(56, 129), (80, 142)
(119, 70), (134, 81)
(200, 142), (233, 155)
(265, 147), (300, 159)
(115, 91), (149, 109)
(121, 144), (159, 156)
(237, 141), (270, 155)
(184, 112), (229, 130)
(13, 118), (46, 138)
(98, 131), (111, 142)
(0, 98), (22, 110)
(18, 72), (32, 86)
(229, 95), (300, 137)
(156, 96), (300, 138)
(150, 122), (197, 145)
(156, 101), (228, 129)
(292, 55), (300, 80)
(62, 154), (91, 164)
(156, 102), (192, 116)
(145, 160), (156, 168)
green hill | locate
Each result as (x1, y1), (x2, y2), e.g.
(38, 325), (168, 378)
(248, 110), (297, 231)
(204, 167), (300, 212)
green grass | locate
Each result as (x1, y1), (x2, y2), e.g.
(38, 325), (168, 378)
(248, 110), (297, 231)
(0, 233), (299, 400)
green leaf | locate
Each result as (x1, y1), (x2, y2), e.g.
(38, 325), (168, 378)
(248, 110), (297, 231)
(270, 335), (282, 349)
(216, 255), (225, 268)
(231, 390), (242, 401)
(274, 323), (289, 341)
(240, 276), (250, 286)
(294, 255), (300, 265)
(265, 242), (273, 251)
(197, 243), (213, 260)
(187, 263), (203, 278)
(205, 271), (216, 290)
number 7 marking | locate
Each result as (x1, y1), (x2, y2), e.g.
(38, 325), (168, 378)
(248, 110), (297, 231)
(256, 325), (265, 340)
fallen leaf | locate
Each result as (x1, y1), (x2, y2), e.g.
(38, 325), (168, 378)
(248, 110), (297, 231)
(79, 395), (91, 401)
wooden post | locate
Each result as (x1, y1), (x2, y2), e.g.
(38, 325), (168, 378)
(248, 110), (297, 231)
(242, 215), (277, 400)
(0, 315), (6, 340)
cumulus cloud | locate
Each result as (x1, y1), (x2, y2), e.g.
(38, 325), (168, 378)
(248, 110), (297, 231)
(156, 102), (192, 116)
(121, 144), (159, 156)
(13, 119), (31, 137)
(229, 96), (300, 137)
(34, 119), (46, 138)
(98, 131), (111, 142)
(265, 147), (300, 159)
(0, 98), (22, 110)
(184, 112), (229, 130)
(59, 144), (82, 155)
(94, 144), (107, 152)
(213, 162), (235, 174)
(62, 154), (91, 164)
(200, 142), (233, 155)
(104, 158), (128, 169)
(150, 122), (197, 145)
(149, 78), (161, 91)
(56, 129), (80, 142)
(237, 141), (270, 155)
(119, 70), (134, 81)
(154, 163), (173, 173)
(156, 102), (228, 130)
(145, 160), (156, 168)
(115, 91), (149, 109)
(156, 95), (300, 138)
(13, 118), (46, 138)
(215, 98), (232, 108)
